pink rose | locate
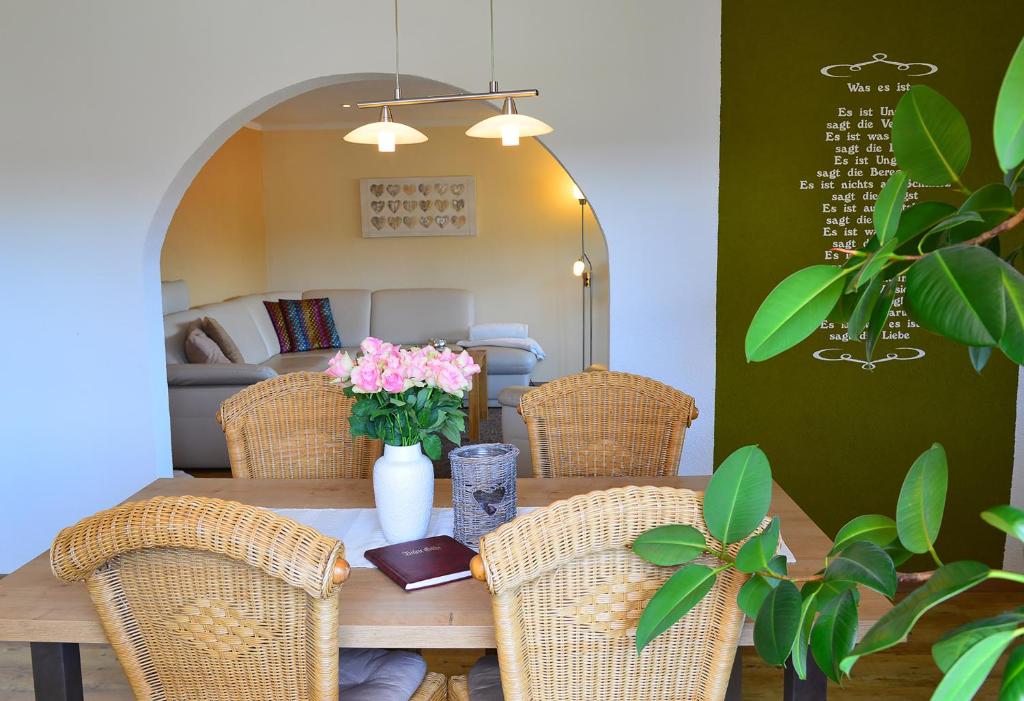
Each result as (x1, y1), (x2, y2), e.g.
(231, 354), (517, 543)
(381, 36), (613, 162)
(350, 360), (382, 393)
(381, 369), (405, 393)
(360, 337), (384, 356)
(326, 351), (355, 383)
(436, 365), (468, 395)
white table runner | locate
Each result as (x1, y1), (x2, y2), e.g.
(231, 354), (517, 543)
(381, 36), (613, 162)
(274, 507), (797, 570)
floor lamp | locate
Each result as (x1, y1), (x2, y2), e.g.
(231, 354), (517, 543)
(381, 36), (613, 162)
(572, 185), (593, 371)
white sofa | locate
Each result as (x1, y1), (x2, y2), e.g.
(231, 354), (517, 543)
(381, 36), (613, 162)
(163, 281), (539, 468)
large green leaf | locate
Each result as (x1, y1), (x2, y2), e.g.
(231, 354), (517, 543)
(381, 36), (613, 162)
(928, 211), (984, 235)
(824, 541), (896, 598)
(703, 445), (773, 544)
(636, 564), (718, 652)
(848, 275), (884, 340)
(883, 539), (915, 568)
(930, 630), (1016, 701)
(892, 85), (971, 187)
(754, 580), (802, 666)
(746, 266), (847, 362)
(949, 184), (1016, 244)
(933, 611), (1024, 672)
(736, 517), (780, 573)
(906, 246), (1006, 347)
(874, 171), (910, 244)
(893, 202), (960, 251)
(982, 505), (1024, 542)
(841, 561), (991, 674)
(810, 590), (858, 683)
(1001, 645), (1024, 700)
(865, 281), (896, 361)
(738, 556), (787, 619)
(632, 524), (707, 566)
(854, 238), (901, 290)
(1000, 261), (1024, 364)
(995, 37), (1024, 172)
(829, 515), (899, 557)
(896, 443), (948, 554)
(791, 582), (831, 680)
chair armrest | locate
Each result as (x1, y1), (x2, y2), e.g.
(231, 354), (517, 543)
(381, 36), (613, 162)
(167, 363), (277, 387)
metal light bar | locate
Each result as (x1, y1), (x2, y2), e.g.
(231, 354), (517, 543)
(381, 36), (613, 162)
(357, 88), (539, 109)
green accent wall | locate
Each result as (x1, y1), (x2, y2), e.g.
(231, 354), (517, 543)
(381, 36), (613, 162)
(717, 0), (1024, 566)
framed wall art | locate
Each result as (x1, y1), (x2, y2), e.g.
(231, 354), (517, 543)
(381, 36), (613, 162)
(359, 176), (477, 238)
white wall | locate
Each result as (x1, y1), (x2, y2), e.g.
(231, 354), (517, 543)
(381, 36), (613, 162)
(0, 0), (720, 572)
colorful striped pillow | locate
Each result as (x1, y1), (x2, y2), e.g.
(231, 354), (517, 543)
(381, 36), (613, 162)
(279, 298), (342, 352)
(263, 300), (294, 353)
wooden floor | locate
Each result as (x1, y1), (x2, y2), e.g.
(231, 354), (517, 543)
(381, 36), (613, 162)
(1, 589), (1018, 699)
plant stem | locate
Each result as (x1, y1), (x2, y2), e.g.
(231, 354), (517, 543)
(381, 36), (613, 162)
(990, 570), (1024, 585)
(927, 544), (944, 568)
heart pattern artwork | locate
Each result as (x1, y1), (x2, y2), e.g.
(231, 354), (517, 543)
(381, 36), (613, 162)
(364, 179), (472, 235)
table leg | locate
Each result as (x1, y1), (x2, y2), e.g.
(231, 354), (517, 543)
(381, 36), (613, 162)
(477, 353), (488, 423)
(725, 650), (742, 701)
(31, 642), (84, 701)
(784, 656), (827, 700)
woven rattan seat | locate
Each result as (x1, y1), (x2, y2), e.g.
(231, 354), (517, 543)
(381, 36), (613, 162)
(520, 370), (697, 478)
(450, 486), (746, 700)
(217, 371), (383, 478)
(50, 496), (445, 701)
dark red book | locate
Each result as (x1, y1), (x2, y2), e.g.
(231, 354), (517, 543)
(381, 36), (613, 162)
(364, 535), (476, 591)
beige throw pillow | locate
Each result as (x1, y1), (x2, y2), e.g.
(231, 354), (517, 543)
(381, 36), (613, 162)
(201, 317), (244, 363)
(185, 327), (230, 364)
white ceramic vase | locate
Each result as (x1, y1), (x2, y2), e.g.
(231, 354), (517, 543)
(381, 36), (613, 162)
(373, 443), (435, 543)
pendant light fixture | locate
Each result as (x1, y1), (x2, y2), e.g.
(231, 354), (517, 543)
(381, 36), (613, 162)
(344, 0), (426, 152)
(466, 0), (553, 145)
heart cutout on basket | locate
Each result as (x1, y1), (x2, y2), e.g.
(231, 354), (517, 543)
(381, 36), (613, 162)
(435, 199), (449, 212)
(387, 200), (400, 213)
(419, 200), (432, 212)
(420, 216), (432, 228)
(369, 184), (384, 197)
(418, 183), (432, 196)
(435, 215), (449, 228)
(403, 200), (417, 212)
(473, 486), (505, 516)
(386, 183), (400, 196)
(387, 216), (401, 229)
(453, 215), (467, 227)
(435, 183), (449, 195)
(403, 216), (415, 227)
(450, 183), (465, 196)
(370, 200), (385, 213)
(370, 216), (385, 230)
(452, 199), (465, 211)
(402, 184), (416, 195)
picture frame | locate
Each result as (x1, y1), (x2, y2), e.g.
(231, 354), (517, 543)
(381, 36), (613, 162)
(359, 176), (477, 238)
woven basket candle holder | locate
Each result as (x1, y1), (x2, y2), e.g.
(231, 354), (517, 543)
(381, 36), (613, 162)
(449, 443), (519, 548)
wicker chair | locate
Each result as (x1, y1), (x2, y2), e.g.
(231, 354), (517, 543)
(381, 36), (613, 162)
(217, 371), (383, 478)
(50, 496), (446, 701)
(519, 371), (698, 478)
(449, 486), (748, 701)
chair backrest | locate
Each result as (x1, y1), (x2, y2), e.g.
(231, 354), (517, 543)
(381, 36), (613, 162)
(217, 371), (382, 478)
(475, 486), (747, 701)
(50, 496), (347, 701)
(520, 371), (697, 477)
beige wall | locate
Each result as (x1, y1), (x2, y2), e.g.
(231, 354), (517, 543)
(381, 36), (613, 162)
(261, 127), (609, 381)
(161, 128), (267, 306)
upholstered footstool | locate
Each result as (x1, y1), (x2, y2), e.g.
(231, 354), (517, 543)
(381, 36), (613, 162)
(498, 386), (533, 477)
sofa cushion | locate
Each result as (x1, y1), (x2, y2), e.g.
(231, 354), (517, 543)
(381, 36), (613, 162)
(201, 317), (244, 363)
(263, 300), (294, 353)
(467, 655), (503, 701)
(477, 346), (537, 375)
(185, 326), (230, 364)
(261, 347), (359, 374)
(279, 298), (342, 352)
(339, 648), (427, 701)
(304, 289), (372, 345)
(370, 289), (473, 345)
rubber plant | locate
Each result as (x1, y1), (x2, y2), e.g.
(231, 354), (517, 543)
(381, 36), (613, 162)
(632, 37), (1024, 699)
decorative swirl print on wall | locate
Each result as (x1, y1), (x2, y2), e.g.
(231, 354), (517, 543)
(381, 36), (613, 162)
(820, 53), (938, 78)
(812, 347), (926, 370)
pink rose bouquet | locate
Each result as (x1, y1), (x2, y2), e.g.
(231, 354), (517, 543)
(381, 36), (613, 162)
(326, 337), (481, 459)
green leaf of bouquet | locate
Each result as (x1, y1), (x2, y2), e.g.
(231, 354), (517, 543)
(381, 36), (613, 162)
(829, 515), (899, 557)
(632, 524), (707, 566)
(754, 580), (802, 666)
(841, 561), (991, 675)
(636, 564), (718, 652)
(999, 261), (1024, 364)
(745, 266), (847, 362)
(422, 433), (442, 460)
(824, 541), (897, 598)
(906, 246), (1006, 347)
(896, 443), (948, 554)
(874, 171), (910, 244)
(933, 610), (1024, 673)
(981, 505), (1024, 542)
(738, 574), (778, 619)
(994, 37), (1024, 172)
(811, 589), (858, 683)
(865, 281), (896, 361)
(892, 85), (971, 187)
(949, 183), (1016, 244)
(736, 517), (780, 573)
(969, 346), (993, 373)
(930, 629), (1016, 701)
(847, 275), (884, 340)
(704, 445), (773, 544)
(1000, 644), (1024, 700)
(440, 421), (462, 446)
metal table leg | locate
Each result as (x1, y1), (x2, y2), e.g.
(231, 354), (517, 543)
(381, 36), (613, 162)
(784, 655), (828, 700)
(30, 642), (83, 701)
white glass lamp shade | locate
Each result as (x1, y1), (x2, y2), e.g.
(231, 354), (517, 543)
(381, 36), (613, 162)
(572, 183), (584, 200)
(344, 107), (427, 151)
(467, 113), (553, 144)
(572, 259), (586, 277)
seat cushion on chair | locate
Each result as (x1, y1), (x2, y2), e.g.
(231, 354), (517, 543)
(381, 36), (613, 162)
(479, 347), (537, 375)
(467, 655), (503, 701)
(339, 648), (427, 701)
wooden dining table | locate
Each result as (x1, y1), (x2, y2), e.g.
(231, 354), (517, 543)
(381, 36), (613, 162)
(0, 476), (890, 701)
